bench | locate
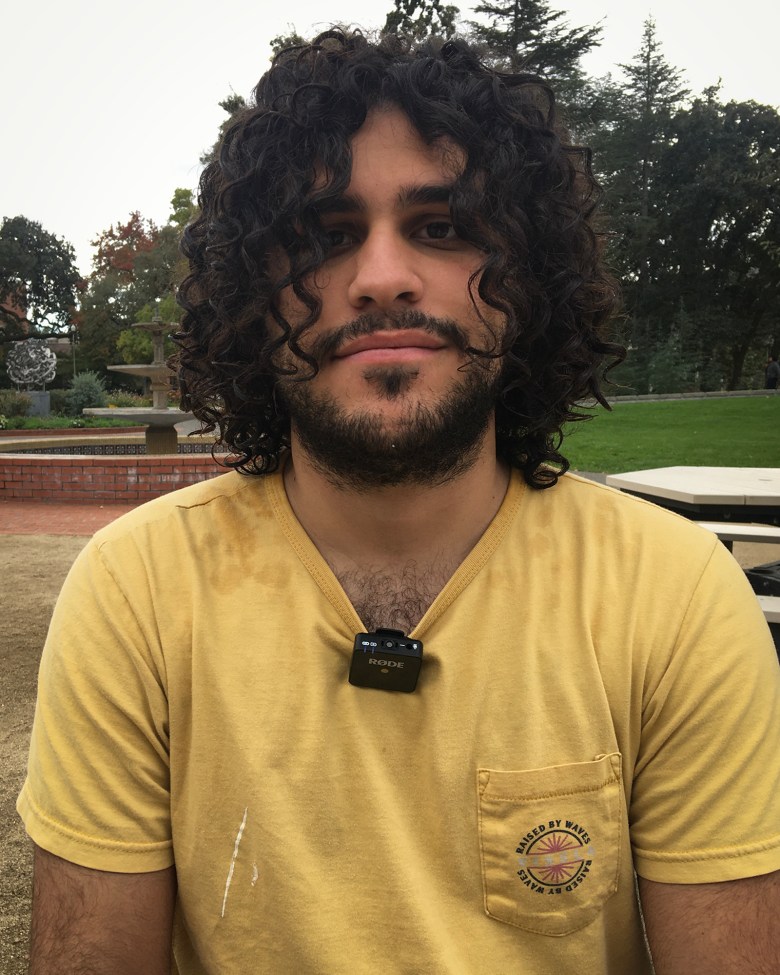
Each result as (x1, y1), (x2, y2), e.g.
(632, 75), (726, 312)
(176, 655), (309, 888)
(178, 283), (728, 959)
(758, 596), (780, 659)
(697, 522), (780, 550)
(758, 595), (780, 625)
(698, 524), (780, 657)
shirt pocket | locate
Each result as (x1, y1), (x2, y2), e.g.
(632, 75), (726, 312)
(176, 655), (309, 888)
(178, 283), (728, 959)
(477, 753), (623, 936)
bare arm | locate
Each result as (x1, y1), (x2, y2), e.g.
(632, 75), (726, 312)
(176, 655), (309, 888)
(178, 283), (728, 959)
(639, 871), (780, 975)
(29, 844), (176, 975)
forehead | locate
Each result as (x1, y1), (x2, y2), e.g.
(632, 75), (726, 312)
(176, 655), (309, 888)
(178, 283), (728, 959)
(344, 107), (464, 198)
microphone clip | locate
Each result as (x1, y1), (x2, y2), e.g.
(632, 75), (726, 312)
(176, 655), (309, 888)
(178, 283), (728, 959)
(349, 628), (423, 693)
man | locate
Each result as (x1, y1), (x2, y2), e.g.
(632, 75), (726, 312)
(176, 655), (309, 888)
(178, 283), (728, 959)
(19, 30), (780, 975)
(766, 355), (780, 389)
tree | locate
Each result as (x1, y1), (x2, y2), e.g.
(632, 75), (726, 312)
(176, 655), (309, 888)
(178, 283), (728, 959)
(91, 211), (157, 280)
(168, 188), (198, 231)
(269, 27), (306, 55)
(600, 65), (780, 393)
(200, 94), (249, 167)
(466, 0), (602, 130)
(468, 0), (601, 76)
(614, 20), (689, 223)
(78, 213), (160, 370)
(78, 195), (193, 375)
(383, 0), (459, 39)
(0, 216), (82, 343)
(651, 97), (780, 388)
(593, 20), (689, 270)
(587, 21), (691, 389)
(116, 294), (179, 365)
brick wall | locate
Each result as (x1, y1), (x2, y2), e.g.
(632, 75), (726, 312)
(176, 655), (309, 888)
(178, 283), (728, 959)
(0, 454), (226, 503)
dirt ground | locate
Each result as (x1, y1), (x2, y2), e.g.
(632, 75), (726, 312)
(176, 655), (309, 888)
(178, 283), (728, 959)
(1, 533), (777, 975)
(0, 536), (88, 975)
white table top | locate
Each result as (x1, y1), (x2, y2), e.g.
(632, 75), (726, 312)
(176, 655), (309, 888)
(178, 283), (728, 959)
(605, 467), (780, 506)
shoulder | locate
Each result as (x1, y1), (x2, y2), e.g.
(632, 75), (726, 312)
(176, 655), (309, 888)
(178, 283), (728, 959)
(64, 470), (282, 593)
(528, 470), (720, 561)
(518, 471), (761, 645)
(91, 470), (273, 550)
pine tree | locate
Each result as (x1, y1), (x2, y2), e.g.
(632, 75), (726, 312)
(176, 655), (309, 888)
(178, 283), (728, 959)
(467, 0), (601, 80)
(616, 19), (689, 220)
(593, 19), (689, 318)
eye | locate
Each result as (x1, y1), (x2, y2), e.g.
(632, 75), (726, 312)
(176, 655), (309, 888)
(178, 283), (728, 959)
(323, 228), (357, 252)
(414, 221), (459, 244)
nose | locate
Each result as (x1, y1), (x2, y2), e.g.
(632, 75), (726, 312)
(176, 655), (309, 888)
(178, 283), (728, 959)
(346, 230), (424, 310)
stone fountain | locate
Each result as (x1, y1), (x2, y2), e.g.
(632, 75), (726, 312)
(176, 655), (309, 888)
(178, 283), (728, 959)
(85, 316), (194, 454)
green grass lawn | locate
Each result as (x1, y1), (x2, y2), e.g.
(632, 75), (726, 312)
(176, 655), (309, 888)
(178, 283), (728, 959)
(563, 396), (780, 474)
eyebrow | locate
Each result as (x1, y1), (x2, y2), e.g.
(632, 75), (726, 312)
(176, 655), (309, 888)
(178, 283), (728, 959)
(312, 183), (454, 216)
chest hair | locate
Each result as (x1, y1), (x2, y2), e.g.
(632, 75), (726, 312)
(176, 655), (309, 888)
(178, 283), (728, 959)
(334, 559), (454, 634)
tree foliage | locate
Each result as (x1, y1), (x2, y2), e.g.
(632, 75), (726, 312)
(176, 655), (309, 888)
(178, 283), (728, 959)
(200, 94), (249, 167)
(465, 0), (602, 130)
(652, 97), (780, 388)
(0, 216), (82, 343)
(269, 27), (307, 55)
(116, 294), (179, 364)
(467, 0), (601, 77)
(384, 0), (459, 39)
(77, 193), (193, 374)
(90, 211), (157, 280)
(597, 22), (780, 391)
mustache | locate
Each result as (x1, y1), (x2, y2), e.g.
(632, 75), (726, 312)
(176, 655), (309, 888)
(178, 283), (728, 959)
(304, 310), (473, 365)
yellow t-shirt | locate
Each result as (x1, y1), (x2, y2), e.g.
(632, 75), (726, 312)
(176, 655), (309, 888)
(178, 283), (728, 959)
(18, 469), (780, 974)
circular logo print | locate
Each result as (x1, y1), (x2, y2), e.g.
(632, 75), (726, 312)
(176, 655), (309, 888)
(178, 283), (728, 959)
(517, 825), (595, 892)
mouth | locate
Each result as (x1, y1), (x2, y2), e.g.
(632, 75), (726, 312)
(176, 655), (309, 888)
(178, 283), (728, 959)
(333, 330), (447, 364)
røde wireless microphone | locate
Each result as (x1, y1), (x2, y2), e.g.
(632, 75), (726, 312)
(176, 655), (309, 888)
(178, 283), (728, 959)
(349, 628), (423, 693)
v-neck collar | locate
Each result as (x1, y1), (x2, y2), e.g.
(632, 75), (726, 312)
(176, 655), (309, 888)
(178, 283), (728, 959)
(265, 468), (525, 637)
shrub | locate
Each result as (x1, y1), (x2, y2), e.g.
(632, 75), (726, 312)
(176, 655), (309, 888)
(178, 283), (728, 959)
(48, 388), (70, 415)
(66, 371), (107, 416)
(0, 389), (32, 417)
(106, 390), (152, 408)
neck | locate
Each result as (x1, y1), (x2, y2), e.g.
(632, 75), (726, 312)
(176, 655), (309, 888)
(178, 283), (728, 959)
(283, 420), (510, 573)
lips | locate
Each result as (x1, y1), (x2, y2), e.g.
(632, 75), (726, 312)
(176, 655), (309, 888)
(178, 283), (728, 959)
(333, 329), (446, 360)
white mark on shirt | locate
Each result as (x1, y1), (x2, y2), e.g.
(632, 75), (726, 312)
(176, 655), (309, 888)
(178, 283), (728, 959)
(251, 862), (259, 886)
(221, 807), (248, 918)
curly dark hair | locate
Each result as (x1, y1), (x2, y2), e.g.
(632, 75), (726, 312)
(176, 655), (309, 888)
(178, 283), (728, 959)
(176, 27), (623, 489)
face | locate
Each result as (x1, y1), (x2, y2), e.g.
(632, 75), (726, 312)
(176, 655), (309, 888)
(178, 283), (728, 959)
(276, 107), (506, 487)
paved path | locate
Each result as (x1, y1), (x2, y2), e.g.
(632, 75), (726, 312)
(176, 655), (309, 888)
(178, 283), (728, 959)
(0, 500), (136, 535)
(0, 473), (605, 536)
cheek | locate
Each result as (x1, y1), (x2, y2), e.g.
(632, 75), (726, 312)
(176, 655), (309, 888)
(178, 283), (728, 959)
(311, 266), (334, 294)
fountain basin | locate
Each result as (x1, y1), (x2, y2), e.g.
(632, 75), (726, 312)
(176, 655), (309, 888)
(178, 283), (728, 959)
(84, 408), (190, 426)
(84, 407), (195, 454)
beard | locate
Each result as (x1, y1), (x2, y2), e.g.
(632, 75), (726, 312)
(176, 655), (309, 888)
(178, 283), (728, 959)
(277, 310), (502, 490)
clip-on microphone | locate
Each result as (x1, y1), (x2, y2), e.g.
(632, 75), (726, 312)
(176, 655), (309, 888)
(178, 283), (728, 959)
(349, 628), (423, 692)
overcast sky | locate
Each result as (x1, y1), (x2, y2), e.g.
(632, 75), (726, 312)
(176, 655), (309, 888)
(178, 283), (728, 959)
(3, 0), (778, 276)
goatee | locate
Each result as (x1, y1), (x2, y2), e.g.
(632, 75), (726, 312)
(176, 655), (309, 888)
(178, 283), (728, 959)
(279, 360), (500, 491)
